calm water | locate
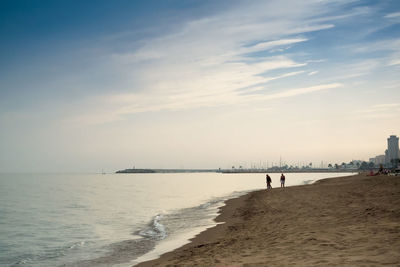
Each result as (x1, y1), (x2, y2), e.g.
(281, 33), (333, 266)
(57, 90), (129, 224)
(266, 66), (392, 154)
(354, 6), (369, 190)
(0, 172), (353, 266)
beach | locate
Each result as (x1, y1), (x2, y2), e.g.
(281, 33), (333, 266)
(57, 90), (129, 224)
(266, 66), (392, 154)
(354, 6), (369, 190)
(138, 173), (400, 266)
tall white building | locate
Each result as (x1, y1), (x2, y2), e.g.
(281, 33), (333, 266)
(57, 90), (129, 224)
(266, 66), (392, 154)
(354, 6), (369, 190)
(386, 135), (400, 166)
(369, 155), (385, 165)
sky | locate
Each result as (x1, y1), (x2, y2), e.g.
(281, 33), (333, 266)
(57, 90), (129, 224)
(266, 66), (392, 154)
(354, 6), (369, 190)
(0, 0), (400, 172)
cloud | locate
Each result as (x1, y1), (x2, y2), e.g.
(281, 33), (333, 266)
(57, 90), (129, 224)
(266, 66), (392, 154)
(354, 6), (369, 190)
(308, 71), (319, 76)
(348, 38), (400, 67)
(70, 0), (360, 124)
(306, 59), (326, 63)
(72, 82), (342, 125)
(256, 83), (342, 101)
(352, 38), (400, 53)
(308, 5), (372, 24)
(241, 38), (308, 54)
(323, 58), (382, 82)
(384, 12), (400, 19)
(350, 101), (400, 121)
(382, 82), (400, 90)
(387, 56), (400, 66)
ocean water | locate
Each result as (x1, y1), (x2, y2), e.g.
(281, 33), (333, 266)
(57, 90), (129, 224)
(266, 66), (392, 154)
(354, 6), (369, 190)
(0, 172), (353, 266)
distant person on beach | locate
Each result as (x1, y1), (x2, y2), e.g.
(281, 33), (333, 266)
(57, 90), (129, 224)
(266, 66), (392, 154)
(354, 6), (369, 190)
(266, 174), (272, 189)
(280, 173), (285, 187)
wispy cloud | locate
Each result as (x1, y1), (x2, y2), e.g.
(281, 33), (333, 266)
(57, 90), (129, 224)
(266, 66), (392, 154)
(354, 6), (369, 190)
(69, 0), (370, 124)
(348, 37), (400, 67)
(384, 12), (400, 19)
(387, 56), (400, 66)
(350, 102), (400, 121)
(70, 82), (342, 125)
(256, 83), (342, 101)
(241, 38), (308, 54)
(323, 58), (382, 82)
(238, 71), (305, 94)
(308, 71), (319, 76)
(352, 38), (400, 53)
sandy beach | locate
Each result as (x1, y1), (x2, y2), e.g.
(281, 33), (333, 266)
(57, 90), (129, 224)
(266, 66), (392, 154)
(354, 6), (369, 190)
(138, 173), (400, 266)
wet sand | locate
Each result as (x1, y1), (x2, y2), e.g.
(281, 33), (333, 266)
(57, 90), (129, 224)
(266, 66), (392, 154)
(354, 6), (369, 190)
(137, 174), (400, 266)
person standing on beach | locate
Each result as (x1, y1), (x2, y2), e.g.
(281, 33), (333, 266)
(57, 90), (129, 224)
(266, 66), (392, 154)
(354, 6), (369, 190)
(280, 173), (285, 187)
(266, 174), (272, 189)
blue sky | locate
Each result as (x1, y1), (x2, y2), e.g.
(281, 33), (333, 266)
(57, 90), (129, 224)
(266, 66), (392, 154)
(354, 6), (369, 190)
(1, 0), (399, 172)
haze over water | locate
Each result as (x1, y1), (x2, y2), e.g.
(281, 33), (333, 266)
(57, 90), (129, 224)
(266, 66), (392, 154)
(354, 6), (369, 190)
(0, 172), (352, 266)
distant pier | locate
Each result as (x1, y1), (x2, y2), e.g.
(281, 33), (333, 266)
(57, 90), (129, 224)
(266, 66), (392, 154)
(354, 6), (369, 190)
(116, 168), (358, 174)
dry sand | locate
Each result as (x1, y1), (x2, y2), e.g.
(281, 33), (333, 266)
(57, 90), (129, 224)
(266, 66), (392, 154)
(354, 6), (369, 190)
(137, 174), (400, 266)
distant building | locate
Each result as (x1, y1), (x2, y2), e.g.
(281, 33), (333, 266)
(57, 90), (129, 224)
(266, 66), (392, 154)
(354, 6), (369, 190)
(386, 135), (400, 167)
(376, 155), (386, 165)
(369, 155), (385, 165)
(385, 149), (388, 163)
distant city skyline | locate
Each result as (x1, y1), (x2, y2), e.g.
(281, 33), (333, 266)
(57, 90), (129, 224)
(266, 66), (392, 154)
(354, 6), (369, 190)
(1, 1), (400, 172)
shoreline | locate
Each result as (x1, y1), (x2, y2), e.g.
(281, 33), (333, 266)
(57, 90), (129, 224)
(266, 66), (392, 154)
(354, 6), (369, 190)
(137, 173), (400, 266)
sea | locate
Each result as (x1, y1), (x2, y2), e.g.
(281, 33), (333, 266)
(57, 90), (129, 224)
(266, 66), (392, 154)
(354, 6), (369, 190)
(0, 172), (353, 266)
